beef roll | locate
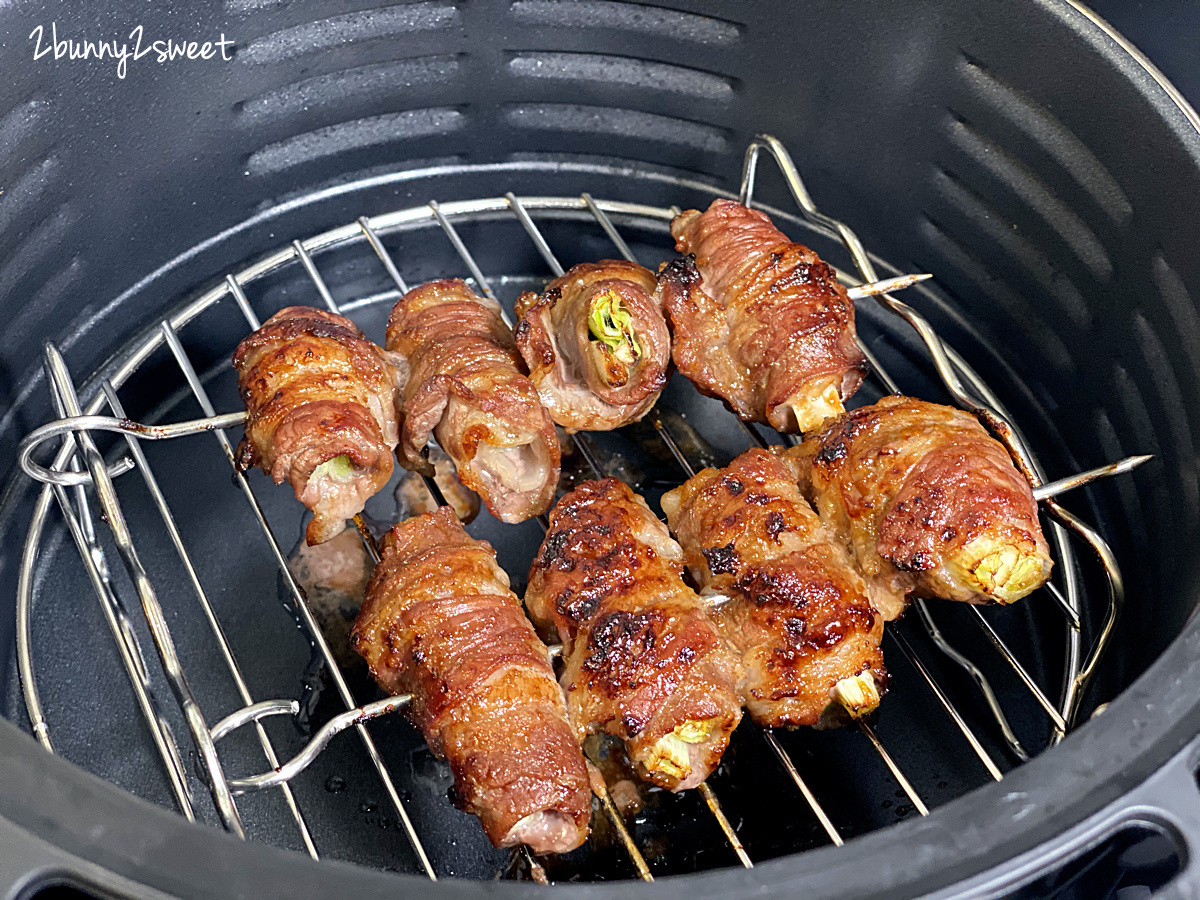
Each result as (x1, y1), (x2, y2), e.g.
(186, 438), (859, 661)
(789, 395), (1053, 619)
(386, 278), (560, 523)
(662, 448), (885, 728)
(526, 479), (743, 791)
(233, 306), (401, 545)
(351, 507), (591, 853)
(657, 199), (866, 434)
(514, 260), (669, 432)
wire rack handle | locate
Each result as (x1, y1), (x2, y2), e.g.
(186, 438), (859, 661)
(18, 411), (246, 487)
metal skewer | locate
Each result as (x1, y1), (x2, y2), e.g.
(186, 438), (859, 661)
(358, 213), (657, 881)
(503, 192), (754, 867)
(651, 414), (931, 822)
(159, 316), (437, 880)
(845, 272), (933, 300)
(1032, 455), (1152, 502)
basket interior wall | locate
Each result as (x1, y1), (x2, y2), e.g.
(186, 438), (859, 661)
(0, 0), (1197, 885)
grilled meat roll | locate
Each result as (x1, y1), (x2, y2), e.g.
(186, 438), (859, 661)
(526, 479), (743, 791)
(233, 306), (401, 546)
(657, 199), (866, 433)
(514, 260), (670, 432)
(789, 395), (1052, 619)
(386, 278), (560, 523)
(351, 507), (591, 853)
(662, 449), (885, 728)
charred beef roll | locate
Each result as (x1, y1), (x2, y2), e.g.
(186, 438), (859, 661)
(233, 306), (401, 546)
(661, 449), (885, 729)
(526, 478), (743, 791)
(351, 507), (591, 853)
(514, 260), (670, 432)
(789, 395), (1053, 619)
(386, 278), (560, 523)
(657, 199), (866, 434)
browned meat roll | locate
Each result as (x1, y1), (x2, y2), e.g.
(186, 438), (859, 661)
(232, 306), (401, 546)
(662, 449), (885, 729)
(657, 199), (866, 433)
(789, 395), (1053, 619)
(351, 507), (591, 853)
(526, 478), (743, 791)
(386, 278), (560, 523)
(514, 260), (670, 432)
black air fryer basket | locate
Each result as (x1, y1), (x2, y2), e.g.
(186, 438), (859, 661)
(0, 2), (1198, 898)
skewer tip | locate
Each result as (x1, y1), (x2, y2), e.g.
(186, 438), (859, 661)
(846, 272), (934, 300)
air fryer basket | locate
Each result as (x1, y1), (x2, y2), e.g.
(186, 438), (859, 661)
(0, 1), (1198, 898)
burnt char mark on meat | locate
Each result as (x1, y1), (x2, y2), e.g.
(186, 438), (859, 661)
(735, 563), (877, 655)
(813, 405), (878, 467)
(659, 254), (702, 291)
(815, 439), (848, 465)
(554, 556), (636, 625)
(764, 256), (831, 295)
(560, 538), (638, 602)
(538, 530), (574, 571)
(781, 606), (877, 653)
(720, 475), (744, 496)
(536, 481), (650, 626)
(765, 511), (786, 541)
(734, 566), (840, 611)
(702, 543), (739, 575)
(554, 587), (603, 625)
(234, 436), (256, 473)
(582, 610), (664, 698)
(890, 549), (937, 572)
(621, 711), (647, 736)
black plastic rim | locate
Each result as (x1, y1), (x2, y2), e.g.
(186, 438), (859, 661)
(1, 0), (1199, 897)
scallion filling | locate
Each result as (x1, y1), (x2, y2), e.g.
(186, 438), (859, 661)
(311, 454), (356, 481)
(588, 290), (642, 364)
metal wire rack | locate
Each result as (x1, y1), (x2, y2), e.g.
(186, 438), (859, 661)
(13, 134), (1141, 881)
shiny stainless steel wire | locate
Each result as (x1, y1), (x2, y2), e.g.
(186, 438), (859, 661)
(49, 476), (196, 817)
(100, 382), (319, 858)
(739, 133), (1124, 737)
(1032, 456), (1153, 502)
(913, 601), (1030, 762)
(357, 211), (656, 881)
(159, 314), (437, 880)
(650, 414), (932, 825)
(228, 695), (414, 795)
(211, 699), (300, 742)
(18, 412), (243, 486)
(858, 720), (929, 815)
(39, 360), (198, 817)
(886, 630), (1004, 781)
(14, 167), (1141, 877)
(41, 343), (246, 836)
